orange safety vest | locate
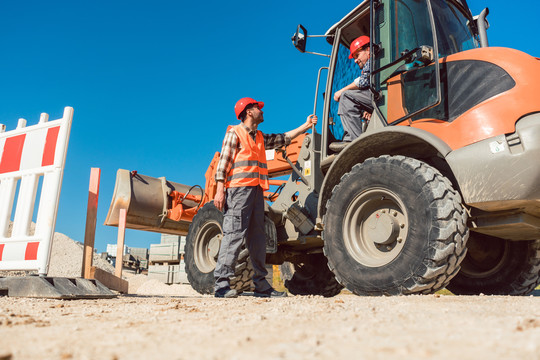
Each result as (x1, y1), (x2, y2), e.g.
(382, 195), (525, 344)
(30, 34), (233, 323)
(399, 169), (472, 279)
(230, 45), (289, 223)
(225, 124), (270, 191)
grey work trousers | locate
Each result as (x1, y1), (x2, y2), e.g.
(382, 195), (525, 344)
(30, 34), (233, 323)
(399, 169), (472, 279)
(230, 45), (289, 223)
(214, 186), (272, 293)
(338, 89), (373, 141)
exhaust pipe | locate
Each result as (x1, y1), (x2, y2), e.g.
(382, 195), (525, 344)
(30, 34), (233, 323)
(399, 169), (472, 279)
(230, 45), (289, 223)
(104, 169), (203, 236)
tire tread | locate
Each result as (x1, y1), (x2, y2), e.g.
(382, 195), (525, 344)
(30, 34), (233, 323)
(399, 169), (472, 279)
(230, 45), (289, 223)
(323, 155), (469, 296)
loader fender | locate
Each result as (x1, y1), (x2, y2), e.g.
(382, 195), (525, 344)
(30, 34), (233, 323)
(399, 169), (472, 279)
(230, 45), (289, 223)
(446, 113), (540, 209)
(318, 126), (452, 221)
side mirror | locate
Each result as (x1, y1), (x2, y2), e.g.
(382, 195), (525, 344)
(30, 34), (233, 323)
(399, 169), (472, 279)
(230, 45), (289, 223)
(291, 24), (308, 53)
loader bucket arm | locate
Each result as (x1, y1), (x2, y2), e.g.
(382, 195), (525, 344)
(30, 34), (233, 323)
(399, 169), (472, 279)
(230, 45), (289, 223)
(104, 169), (203, 236)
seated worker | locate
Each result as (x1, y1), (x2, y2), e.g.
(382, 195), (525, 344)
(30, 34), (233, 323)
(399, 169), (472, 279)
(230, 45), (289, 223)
(333, 36), (373, 147)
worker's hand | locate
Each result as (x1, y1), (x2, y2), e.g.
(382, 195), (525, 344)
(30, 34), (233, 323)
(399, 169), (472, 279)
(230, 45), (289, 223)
(333, 89), (343, 102)
(306, 114), (318, 127)
(214, 181), (226, 211)
(214, 191), (225, 211)
(363, 111), (372, 121)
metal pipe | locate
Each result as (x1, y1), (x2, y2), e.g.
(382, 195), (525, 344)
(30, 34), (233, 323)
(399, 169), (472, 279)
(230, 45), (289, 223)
(304, 51), (331, 58)
(477, 8), (490, 48)
(312, 67), (329, 134)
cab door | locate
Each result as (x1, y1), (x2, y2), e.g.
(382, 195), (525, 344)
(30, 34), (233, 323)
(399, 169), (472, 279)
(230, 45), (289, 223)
(372, 0), (442, 125)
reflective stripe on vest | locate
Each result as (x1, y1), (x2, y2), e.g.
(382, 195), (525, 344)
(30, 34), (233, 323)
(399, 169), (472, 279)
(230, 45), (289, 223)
(225, 124), (270, 191)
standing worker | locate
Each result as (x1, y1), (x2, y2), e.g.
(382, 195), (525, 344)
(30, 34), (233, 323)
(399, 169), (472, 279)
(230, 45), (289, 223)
(213, 97), (318, 298)
(333, 35), (373, 148)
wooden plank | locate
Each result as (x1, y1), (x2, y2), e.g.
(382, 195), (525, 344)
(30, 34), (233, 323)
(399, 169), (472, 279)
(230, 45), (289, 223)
(115, 208), (127, 278)
(82, 168), (101, 279)
(90, 266), (128, 294)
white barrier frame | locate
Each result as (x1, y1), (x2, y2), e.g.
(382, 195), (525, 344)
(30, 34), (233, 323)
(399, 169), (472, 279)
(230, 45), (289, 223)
(0, 107), (73, 275)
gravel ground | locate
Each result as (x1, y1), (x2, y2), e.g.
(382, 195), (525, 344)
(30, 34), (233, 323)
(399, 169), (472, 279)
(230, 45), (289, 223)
(1, 230), (539, 360)
(0, 293), (539, 360)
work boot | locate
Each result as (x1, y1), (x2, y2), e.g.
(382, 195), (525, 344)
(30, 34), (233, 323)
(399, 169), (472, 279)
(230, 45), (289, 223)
(214, 287), (238, 298)
(253, 288), (287, 298)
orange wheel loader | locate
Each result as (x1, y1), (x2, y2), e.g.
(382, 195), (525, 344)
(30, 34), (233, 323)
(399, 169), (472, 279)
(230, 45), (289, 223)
(106, 0), (540, 296)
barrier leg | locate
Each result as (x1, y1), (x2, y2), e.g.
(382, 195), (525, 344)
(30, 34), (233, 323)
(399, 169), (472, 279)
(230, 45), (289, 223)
(81, 169), (128, 293)
(92, 208), (128, 292)
(82, 168), (100, 279)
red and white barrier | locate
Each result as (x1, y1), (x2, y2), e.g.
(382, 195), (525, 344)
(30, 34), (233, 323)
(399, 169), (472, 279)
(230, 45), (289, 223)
(0, 107), (73, 275)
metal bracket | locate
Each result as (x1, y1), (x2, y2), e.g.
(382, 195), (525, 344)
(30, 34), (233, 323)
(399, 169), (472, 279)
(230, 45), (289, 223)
(158, 176), (171, 227)
(275, 148), (310, 186)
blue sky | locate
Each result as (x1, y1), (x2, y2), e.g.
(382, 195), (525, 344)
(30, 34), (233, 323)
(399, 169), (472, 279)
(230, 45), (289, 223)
(1, 0), (539, 253)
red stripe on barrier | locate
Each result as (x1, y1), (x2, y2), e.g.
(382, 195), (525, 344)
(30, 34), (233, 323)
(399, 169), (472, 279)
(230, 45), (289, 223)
(0, 244), (4, 261)
(25, 242), (39, 260)
(42, 126), (60, 166)
(0, 134), (26, 174)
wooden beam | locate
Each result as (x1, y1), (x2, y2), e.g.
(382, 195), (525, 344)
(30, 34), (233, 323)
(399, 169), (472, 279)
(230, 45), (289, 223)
(82, 168), (101, 279)
(115, 208), (127, 278)
(91, 266), (128, 294)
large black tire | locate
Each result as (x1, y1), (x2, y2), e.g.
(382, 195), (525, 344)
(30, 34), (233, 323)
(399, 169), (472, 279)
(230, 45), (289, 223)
(447, 234), (540, 295)
(280, 254), (344, 297)
(184, 202), (253, 294)
(323, 155), (469, 296)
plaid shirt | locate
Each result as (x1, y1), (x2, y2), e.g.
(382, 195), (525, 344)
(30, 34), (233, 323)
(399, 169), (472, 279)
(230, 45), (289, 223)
(353, 58), (371, 89)
(215, 123), (291, 182)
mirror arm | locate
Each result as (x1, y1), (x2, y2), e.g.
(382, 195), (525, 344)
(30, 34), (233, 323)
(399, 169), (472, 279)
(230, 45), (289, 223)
(303, 51), (331, 58)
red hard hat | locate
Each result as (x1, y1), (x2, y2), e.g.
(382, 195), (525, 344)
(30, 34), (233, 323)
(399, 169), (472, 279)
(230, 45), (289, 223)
(234, 97), (264, 120)
(349, 36), (370, 59)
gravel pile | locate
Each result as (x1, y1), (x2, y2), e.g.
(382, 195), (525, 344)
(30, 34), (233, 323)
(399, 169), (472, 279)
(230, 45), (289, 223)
(1, 222), (114, 277)
(2, 222), (199, 296)
(47, 232), (115, 277)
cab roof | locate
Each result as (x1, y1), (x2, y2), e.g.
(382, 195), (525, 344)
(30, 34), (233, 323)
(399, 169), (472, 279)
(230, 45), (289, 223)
(325, 0), (474, 41)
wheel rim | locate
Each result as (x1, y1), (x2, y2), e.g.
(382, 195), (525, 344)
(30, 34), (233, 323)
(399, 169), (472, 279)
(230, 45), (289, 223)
(343, 187), (408, 267)
(460, 234), (508, 278)
(194, 220), (222, 273)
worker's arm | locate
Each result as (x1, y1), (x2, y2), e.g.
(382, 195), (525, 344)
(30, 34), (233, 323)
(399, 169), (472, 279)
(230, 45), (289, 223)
(284, 114), (318, 140)
(333, 82), (359, 102)
(214, 129), (238, 211)
(334, 60), (371, 102)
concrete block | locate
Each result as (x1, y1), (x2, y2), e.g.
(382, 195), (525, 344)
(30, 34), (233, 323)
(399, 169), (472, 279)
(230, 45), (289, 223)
(177, 259), (188, 284)
(148, 262), (189, 285)
(106, 244), (128, 257)
(160, 234), (186, 254)
(129, 247), (148, 260)
(149, 243), (179, 262)
(148, 264), (170, 283)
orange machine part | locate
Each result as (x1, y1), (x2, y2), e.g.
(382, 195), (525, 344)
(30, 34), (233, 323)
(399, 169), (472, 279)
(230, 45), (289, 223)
(203, 152), (221, 203)
(266, 134), (306, 176)
(167, 191), (203, 222)
(386, 47), (540, 150)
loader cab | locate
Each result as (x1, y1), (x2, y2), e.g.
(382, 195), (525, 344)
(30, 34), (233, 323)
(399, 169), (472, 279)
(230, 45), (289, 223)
(321, 0), (480, 159)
